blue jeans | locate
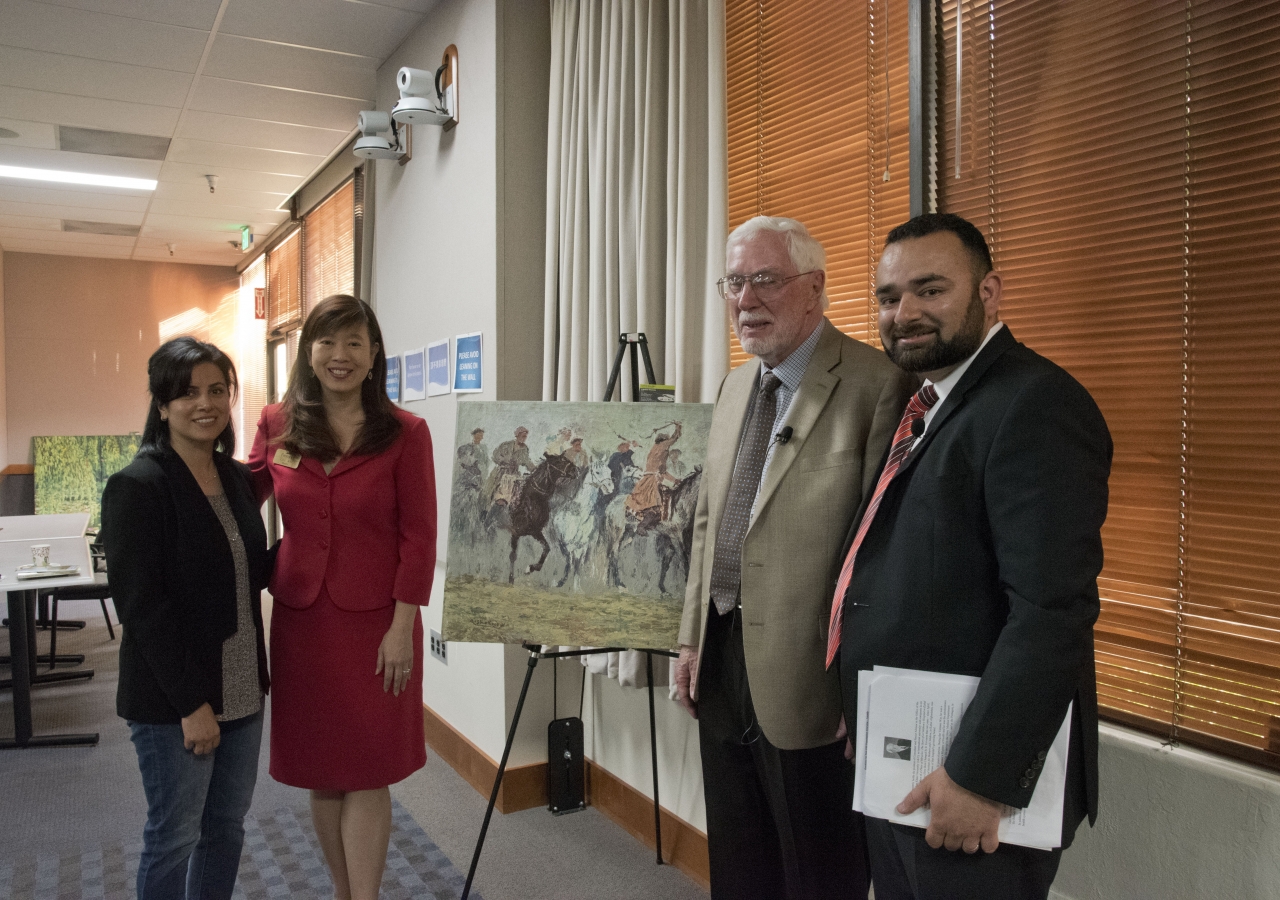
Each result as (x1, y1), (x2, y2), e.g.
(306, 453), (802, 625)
(128, 710), (264, 900)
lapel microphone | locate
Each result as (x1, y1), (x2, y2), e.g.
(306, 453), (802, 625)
(775, 426), (794, 445)
(910, 419), (926, 438)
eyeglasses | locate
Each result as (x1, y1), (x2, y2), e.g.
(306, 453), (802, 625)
(717, 270), (816, 301)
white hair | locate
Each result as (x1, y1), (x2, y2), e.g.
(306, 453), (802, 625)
(725, 216), (829, 309)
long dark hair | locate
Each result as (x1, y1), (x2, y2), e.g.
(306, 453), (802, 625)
(138, 337), (238, 457)
(277, 294), (401, 460)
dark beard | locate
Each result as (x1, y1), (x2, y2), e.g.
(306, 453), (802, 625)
(884, 291), (986, 373)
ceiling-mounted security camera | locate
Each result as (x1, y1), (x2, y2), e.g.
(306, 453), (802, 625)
(392, 65), (454, 127)
(205, 174), (218, 194)
(353, 110), (406, 161)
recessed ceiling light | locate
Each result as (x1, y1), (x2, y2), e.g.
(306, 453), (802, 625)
(0, 164), (157, 191)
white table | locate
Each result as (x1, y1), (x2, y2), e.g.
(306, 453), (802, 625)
(2, 571), (106, 749)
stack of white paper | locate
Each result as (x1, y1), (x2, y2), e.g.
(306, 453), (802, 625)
(853, 666), (1071, 850)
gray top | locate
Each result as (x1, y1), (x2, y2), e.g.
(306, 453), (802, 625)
(207, 492), (261, 722)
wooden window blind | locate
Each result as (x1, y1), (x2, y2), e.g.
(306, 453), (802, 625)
(940, 0), (1280, 768)
(303, 177), (356, 316)
(267, 228), (302, 334)
(726, 0), (912, 367)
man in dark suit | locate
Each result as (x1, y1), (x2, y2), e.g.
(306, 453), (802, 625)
(832, 213), (1112, 900)
(676, 216), (913, 899)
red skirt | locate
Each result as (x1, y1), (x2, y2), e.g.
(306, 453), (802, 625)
(269, 584), (426, 791)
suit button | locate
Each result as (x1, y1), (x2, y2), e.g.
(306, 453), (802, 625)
(1025, 768), (1035, 778)
(1037, 750), (1048, 760)
(1020, 777), (1031, 788)
(320, 509), (328, 518)
(1032, 760), (1043, 770)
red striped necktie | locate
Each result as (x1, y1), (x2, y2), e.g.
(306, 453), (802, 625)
(824, 384), (939, 669)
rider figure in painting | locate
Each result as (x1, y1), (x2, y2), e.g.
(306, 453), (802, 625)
(625, 422), (682, 532)
(485, 426), (534, 513)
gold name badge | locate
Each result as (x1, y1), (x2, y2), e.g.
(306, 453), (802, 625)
(273, 448), (302, 469)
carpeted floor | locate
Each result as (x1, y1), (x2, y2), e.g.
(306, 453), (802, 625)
(1, 600), (709, 900)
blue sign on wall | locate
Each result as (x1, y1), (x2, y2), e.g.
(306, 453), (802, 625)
(427, 339), (450, 396)
(403, 348), (426, 401)
(385, 354), (401, 402)
(454, 332), (483, 393)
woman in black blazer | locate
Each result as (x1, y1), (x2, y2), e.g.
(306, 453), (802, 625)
(101, 337), (272, 900)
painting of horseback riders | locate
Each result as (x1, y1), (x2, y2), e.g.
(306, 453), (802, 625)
(442, 400), (713, 650)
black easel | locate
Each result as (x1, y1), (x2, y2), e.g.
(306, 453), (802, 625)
(461, 332), (681, 898)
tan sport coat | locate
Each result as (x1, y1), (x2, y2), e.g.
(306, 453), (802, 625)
(678, 319), (914, 750)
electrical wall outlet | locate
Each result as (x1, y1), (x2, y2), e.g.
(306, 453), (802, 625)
(429, 629), (448, 664)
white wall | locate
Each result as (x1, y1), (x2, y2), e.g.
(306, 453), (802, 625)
(0, 249), (7, 469)
(371, 0), (555, 767)
(1051, 724), (1280, 900)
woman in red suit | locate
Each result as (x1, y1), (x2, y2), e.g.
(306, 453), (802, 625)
(248, 294), (436, 900)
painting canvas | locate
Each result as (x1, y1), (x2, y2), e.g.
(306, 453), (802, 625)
(443, 401), (713, 650)
(35, 434), (140, 528)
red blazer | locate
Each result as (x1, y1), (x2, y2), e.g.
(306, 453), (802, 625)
(249, 404), (437, 612)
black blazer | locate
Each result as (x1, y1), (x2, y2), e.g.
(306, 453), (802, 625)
(102, 448), (272, 724)
(838, 326), (1112, 844)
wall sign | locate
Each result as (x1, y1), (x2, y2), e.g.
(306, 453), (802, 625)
(453, 331), (482, 393)
(427, 339), (450, 397)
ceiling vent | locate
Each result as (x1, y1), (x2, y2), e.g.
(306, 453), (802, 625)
(58, 126), (170, 161)
(62, 220), (141, 237)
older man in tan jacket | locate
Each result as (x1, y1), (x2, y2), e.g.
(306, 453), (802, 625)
(676, 216), (912, 900)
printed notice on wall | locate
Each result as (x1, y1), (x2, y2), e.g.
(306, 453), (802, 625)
(427, 339), (450, 397)
(402, 348), (427, 402)
(385, 354), (402, 402)
(453, 332), (483, 393)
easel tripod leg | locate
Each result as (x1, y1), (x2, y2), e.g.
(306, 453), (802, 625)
(462, 650), (540, 900)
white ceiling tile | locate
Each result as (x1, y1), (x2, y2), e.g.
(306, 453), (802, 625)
(143, 212), (281, 235)
(152, 178), (290, 211)
(0, 118), (58, 149)
(0, 213), (61, 231)
(148, 196), (291, 222)
(0, 241), (133, 258)
(0, 200), (144, 224)
(176, 110), (348, 156)
(0, 85), (181, 137)
(189, 76), (367, 131)
(0, 0), (209, 72)
(0, 225), (135, 245)
(203, 35), (376, 100)
(0, 182), (153, 210)
(159, 160), (303, 195)
(0, 46), (192, 108)
(361, 0), (442, 14)
(0, 145), (164, 179)
(32, 0), (223, 30)
(218, 0), (423, 60)
(167, 138), (323, 178)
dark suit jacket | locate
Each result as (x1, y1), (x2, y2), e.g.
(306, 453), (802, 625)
(838, 326), (1112, 843)
(247, 404), (437, 611)
(102, 448), (272, 724)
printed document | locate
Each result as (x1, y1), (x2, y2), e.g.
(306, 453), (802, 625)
(853, 666), (1071, 850)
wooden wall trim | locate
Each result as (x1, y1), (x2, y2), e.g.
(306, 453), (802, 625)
(586, 760), (710, 890)
(422, 704), (546, 814)
(421, 704), (710, 888)
(1, 464), (35, 476)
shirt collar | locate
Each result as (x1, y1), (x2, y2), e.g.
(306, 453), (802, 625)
(924, 321), (1005, 404)
(762, 319), (826, 393)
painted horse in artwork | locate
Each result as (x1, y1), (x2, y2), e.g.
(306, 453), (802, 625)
(504, 452), (581, 584)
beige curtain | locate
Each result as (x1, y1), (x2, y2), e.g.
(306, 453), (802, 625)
(543, 0), (728, 686)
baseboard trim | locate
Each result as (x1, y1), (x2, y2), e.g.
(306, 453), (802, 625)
(421, 704), (546, 814)
(586, 760), (710, 890)
(421, 704), (710, 888)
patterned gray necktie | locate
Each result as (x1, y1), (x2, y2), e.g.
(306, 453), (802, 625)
(708, 371), (783, 615)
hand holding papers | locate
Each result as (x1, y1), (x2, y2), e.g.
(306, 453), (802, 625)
(853, 667), (1072, 851)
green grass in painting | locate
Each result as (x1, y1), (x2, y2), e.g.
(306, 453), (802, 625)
(442, 575), (682, 650)
(34, 434), (140, 527)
